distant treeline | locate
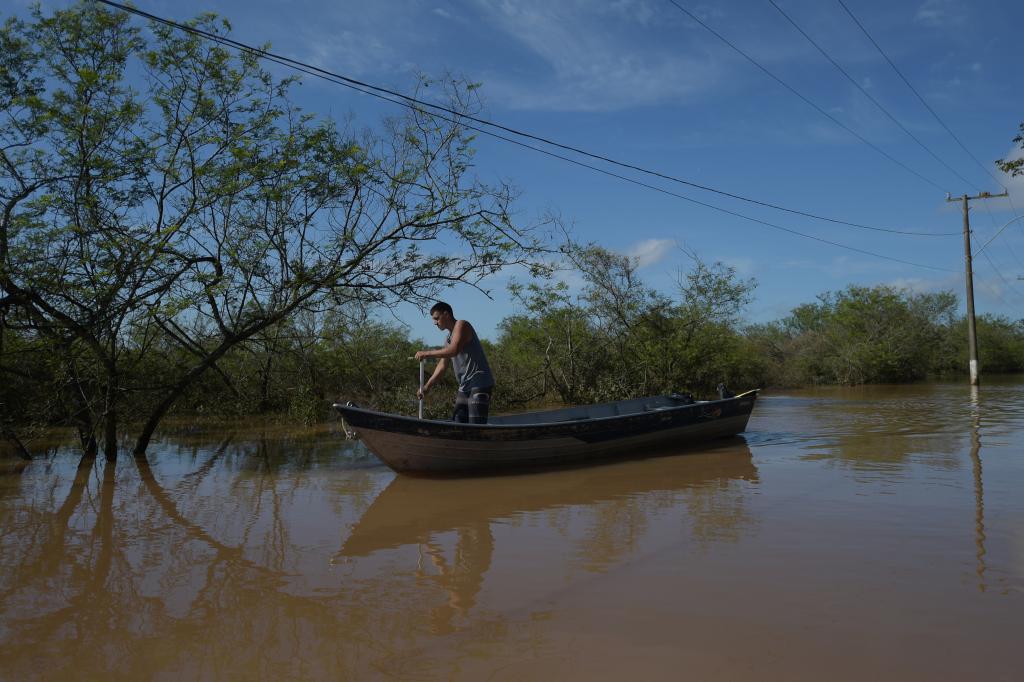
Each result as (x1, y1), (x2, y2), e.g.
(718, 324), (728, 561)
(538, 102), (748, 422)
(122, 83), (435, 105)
(4, 243), (1023, 436)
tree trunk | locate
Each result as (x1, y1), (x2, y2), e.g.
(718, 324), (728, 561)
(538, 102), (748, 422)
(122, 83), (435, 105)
(78, 425), (98, 459)
(259, 352), (274, 411)
(102, 377), (118, 462)
(133, 343), (234, 456)
(1, 426), (32, 461)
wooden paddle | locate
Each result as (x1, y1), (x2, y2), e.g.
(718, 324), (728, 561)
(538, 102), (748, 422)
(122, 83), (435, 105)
(408, 357), (425, 418)
(418, 359), (424, 419)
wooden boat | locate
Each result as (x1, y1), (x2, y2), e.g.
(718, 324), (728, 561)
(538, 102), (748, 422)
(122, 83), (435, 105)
(333, 389), (759, 474)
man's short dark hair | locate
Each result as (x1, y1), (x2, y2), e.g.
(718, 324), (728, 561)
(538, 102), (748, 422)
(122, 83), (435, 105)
(430, 301), (453, 317)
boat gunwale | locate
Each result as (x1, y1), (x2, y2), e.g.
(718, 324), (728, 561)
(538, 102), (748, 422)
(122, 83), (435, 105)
(333, 390), (759, 431)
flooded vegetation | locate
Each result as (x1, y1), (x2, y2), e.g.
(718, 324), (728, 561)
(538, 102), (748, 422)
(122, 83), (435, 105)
(2, 380), (1023, 680)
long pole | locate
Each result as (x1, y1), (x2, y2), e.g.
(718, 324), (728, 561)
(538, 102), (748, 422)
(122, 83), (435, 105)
(418, 359), (425, 419)
(961, 195), (980, 386)
(946, 190), (1008, 387)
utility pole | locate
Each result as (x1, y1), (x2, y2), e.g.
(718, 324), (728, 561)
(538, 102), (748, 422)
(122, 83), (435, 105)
(947, 190), (1009, 386)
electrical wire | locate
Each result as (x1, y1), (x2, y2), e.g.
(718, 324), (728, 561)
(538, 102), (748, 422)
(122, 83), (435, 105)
(979, 204), (1024, 270)
(974, 215), (1024, 257)
(835, 0), (1009, 192)
(93, 0), (957, 238)
(831, 0), (1024, 278)
(277, 65), (962, 273)
(979, 251), (1024, 307)
(768, 0), (982, 192)
(90, 0), (960, 272)
(663, 0), (950, 193)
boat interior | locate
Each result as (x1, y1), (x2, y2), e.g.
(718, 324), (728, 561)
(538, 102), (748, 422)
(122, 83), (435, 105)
(488, 393), (701, 426)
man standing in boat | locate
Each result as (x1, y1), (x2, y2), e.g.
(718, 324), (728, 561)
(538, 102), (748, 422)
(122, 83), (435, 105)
(415, 302), (495, 424)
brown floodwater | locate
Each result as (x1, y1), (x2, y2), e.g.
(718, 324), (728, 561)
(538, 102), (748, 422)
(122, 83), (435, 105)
(1, 380), (1023, 681)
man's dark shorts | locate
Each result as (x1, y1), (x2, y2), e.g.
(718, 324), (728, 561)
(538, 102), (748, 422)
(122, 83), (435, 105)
(452, 388), (492, 424)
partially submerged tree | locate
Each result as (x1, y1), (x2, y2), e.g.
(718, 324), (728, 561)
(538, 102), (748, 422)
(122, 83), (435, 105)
(0, 3), (542, 458)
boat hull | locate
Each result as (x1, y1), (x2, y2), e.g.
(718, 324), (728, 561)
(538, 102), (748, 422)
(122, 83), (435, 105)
(334, 392), (758, 474)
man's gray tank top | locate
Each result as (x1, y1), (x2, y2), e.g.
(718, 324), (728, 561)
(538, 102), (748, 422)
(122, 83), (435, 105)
(447, 326), (494, 393)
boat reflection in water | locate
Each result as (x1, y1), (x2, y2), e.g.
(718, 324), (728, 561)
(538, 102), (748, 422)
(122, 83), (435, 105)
(337, 438), (758, 634)
(341, 438), (757, 557)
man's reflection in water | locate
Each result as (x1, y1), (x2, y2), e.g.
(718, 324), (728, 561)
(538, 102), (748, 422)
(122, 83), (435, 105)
(418, 523), (495, 634)
(337, 442), (759, 634)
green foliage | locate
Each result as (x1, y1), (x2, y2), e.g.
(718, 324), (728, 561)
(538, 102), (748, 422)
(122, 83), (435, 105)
(1, 4), (541, 455)
(938, 315), (1024, 374)
(491, 244), (759, 404)
(747, 285), (961, 385)
(997, 122), (1024, 177)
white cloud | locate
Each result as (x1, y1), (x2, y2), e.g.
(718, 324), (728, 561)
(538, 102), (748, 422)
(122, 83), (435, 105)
(290, 1), (442, 79)
(608, 0), (657, 27)
(286, 0), (729, 113)
(466, 0), (727, 112)
(718, 256), (756, 276)
(973, 270), (1019, 308)
(886, 275), (958, 295)
(626, 238), (676, 268)
(300, 28), (397, 76)
(915, 0), (966, 28)
(780, 255), (881, 278)
(989, 143), (1024, 213)
(743, 300), (794, 324)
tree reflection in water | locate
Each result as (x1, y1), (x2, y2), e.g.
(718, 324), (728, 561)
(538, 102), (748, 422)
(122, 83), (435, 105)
(0, 431), (758, 679)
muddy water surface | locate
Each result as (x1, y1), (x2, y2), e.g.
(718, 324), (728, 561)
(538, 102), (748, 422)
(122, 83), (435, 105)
(1, 381), (1023, 680)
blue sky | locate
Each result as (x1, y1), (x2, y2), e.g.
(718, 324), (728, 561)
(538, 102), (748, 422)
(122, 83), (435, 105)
(11, 0), (1024, 343)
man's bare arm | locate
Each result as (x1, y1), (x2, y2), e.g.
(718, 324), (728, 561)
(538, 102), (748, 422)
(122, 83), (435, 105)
(415, 320), (473, 361)
(418, 357), (449, 398)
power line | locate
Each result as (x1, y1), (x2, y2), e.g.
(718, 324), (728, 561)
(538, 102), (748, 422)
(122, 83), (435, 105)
(970, 179), (1024, 272)
(831, 0), (1024, 279)
(243, 55), (964, 272)
(992, 195), (1024, 268)
(1006, 195), (1024, 267)
(974, 215), (1024, 257)
(90, 0), (959, 272)
(976, 259), (1015, 308)
(834, 0), (1009, 192)
(979, 251), (1024, 308)
(470, 126), (957, 272)
(663, 0), (950, 193)
(358, 88), (957, 271)
(978, 204), (1024, 270)
(768, 0), (982, 192)
(93, 0), (956, 238)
